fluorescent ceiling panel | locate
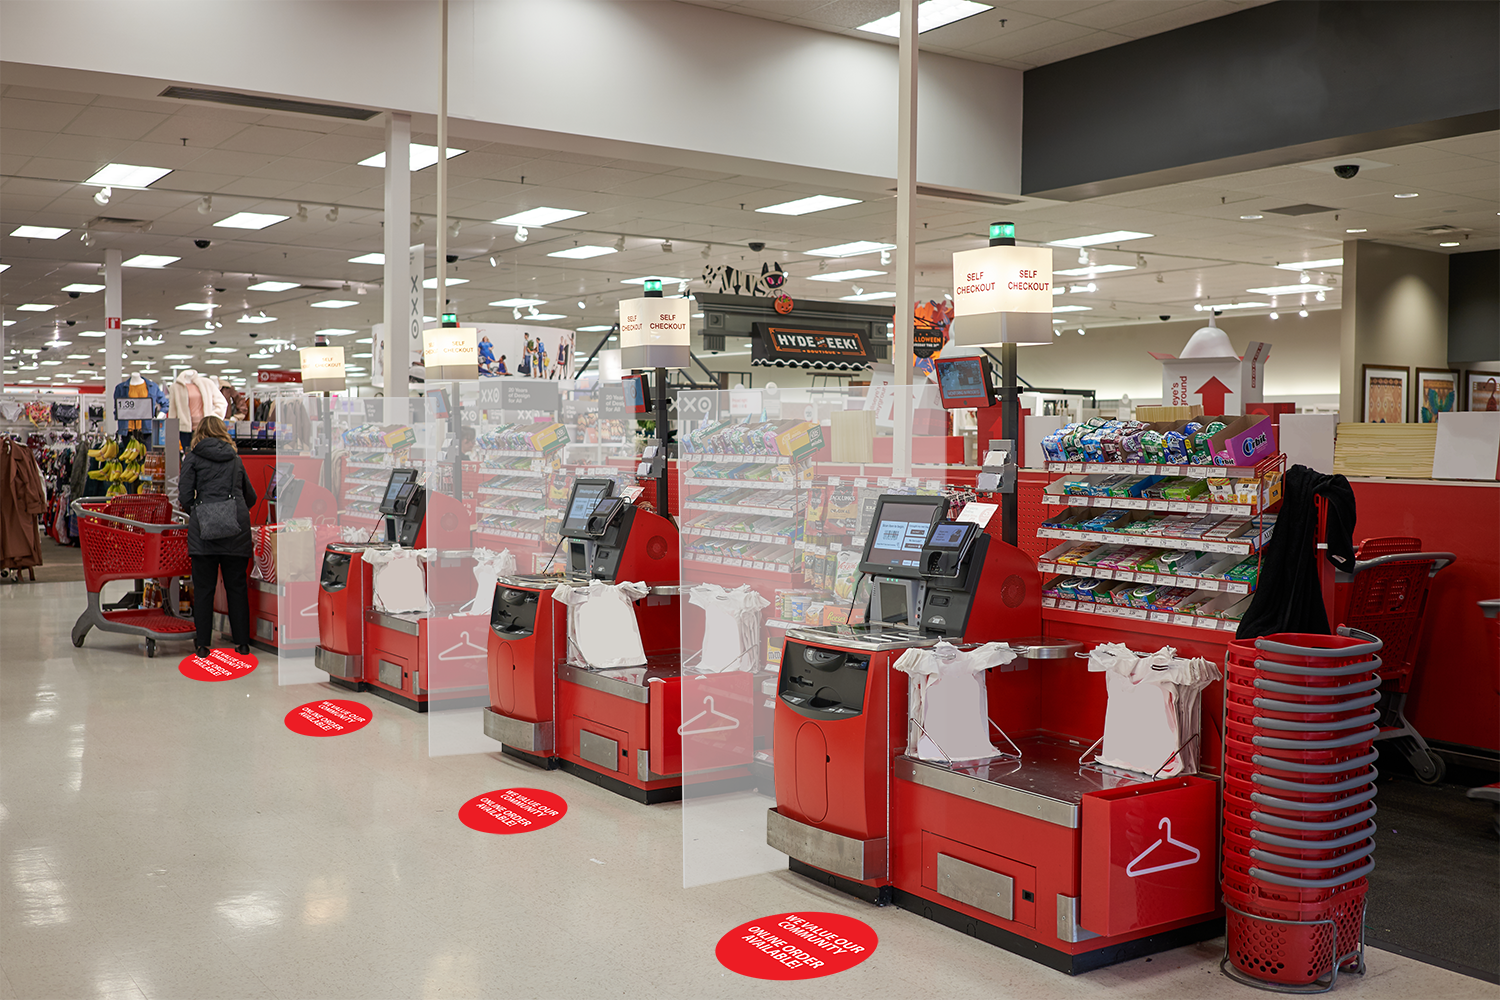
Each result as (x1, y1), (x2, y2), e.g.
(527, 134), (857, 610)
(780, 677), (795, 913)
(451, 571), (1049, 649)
(527, 313), (567, 321)
(1246, 284), (1332, 295)
(421, 277), (469, 289)
(1053, 264), (1135, 276)
(84, 163), (172, 188)
(348, 253), (385, 265)
(16, 304), (55, 312)
(11, 225), (70, 239)
(858, 0), (992, 37)
(1275, 258), (1343, 271)
(309, 300), (359, 309)
(1051, 305), (1093, 313)
(61, 283), (105, 293)
(577, 325), (612, 332)
(1047, 231), (1153, 248)
(806, 269), (887, 282)
(490, 298), (548, 307)
(237, 314), (277, 324)
(123, 255), (179, 268)
(214, 212), (288, 230)
(317, 328), (357, 336)
(840, 291), (896, 301)
(548, 245), (616, 259)
(755, 195), (861, 216)
(121, 318), (158, 325)
(493, 207), (586, 227)
(175, 302), (218, 311)
(78, 330), (103, 336)
(358, 144), (465, 171)
(804, 241), (896, 258)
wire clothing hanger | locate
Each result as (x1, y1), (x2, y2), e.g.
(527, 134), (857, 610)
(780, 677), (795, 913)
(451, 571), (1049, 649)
(677, 695), (740, 735)
(437, 630), (487, 660)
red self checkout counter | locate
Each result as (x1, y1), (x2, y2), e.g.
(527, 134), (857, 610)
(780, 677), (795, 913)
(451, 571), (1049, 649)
(483, 478), (686, 802)
(768, 493), (1221, 973)
(314, 467), (484, 711)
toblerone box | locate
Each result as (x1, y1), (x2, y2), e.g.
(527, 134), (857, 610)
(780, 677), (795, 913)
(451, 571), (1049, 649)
(776, 420), (824, 461)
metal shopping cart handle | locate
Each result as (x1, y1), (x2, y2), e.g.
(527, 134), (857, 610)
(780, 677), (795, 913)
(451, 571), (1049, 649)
(1251, 691), (1382, 715)
(1252, 821), (1376, 851)
(1251, 750), (1379, 775)
(1251, 804), (1377, 832)
(1250, 785), (1377, 812)
(1252, 767), (1378, 795)
(71, 498), (189, 529)
(1252, 725), (1381, 751)
(1252, 655), (1383, 678)
(1249, 840), (1375, 870)
(1252, 675), (1383, 698)
(1252, 708), (1382, 732)
(1352, 551), (1457, 578)
(1256, 630), (1382, 658)
(1248, 859), (1375, 889)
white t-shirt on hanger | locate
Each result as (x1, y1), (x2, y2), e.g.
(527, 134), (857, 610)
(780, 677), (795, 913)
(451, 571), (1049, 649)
(553, 580), (649, 668)
(894, 641), (1017, 761)
(688, 583), (770, 673)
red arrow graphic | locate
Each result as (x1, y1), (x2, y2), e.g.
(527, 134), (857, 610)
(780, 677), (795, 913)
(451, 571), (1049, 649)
(1194, 376), (1233, 415)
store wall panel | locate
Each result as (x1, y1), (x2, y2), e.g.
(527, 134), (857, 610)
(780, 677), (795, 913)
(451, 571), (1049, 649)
(1339, 241), (1449, 421)
(1449, 250), (1500, 366)
(0, 0), (1022, 194)
(1021, 0), (1500, 199)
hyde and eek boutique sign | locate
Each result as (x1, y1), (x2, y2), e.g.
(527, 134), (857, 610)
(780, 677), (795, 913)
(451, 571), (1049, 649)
(752, 323), (872, 369)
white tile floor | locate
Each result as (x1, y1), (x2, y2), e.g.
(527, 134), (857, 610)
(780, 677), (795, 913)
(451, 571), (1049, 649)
(2, 580), (1493, 1000)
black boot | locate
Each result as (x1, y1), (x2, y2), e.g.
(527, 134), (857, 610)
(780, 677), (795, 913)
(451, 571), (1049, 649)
(236, 644), (250, 655)
(196, 645), (210, 657)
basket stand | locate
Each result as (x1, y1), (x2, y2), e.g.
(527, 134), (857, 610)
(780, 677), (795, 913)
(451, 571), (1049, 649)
(1220, 896), (1365, 994)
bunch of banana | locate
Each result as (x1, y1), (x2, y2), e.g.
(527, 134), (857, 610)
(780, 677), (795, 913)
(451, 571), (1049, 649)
(87, 438), (119, 461)
(119, 438), (145, 462)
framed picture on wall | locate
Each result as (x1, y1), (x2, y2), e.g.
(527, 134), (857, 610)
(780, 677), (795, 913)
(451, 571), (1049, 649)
(1361, 365), (1409, 424)
(1465, 369), (1500, 412)
(1413, 368), (1459, 423)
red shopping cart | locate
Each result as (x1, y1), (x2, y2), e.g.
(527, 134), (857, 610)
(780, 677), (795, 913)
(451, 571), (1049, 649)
(70, 495), (195, 657)
(1336, 537), (1456, 784)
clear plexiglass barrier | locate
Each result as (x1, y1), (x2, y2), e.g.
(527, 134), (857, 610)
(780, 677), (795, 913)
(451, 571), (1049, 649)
(675, 384), (973, 887)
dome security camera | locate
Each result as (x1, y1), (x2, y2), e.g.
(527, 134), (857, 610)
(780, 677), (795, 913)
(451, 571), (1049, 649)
(131, 349), (139, 354)
(214, 287), (225, 293)
(66, 319), (76, 326)
(194, 239), (211, 249)
(747, 241), (766, 253)
(446, 254), (458, 264)
(1159, 315), (1171, 321)
(1333, 164), (1360, 179)
(68, 291), (81, 299)
(208, 340), (217, 345)
(248, 332), (258, 338)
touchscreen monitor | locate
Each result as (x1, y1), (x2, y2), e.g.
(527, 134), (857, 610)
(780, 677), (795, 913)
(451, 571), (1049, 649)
(858, 494), (949, 579)
(934, 355), (997, 408)
(378, 468), (419, 515)
(560, 478), (615, 538)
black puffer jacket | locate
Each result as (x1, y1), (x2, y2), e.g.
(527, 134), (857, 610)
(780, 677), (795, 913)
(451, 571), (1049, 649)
(179, 437), (257, 556)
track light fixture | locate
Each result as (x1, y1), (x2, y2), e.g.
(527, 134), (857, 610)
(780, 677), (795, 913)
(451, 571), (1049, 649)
(880, 249), (891, 266)
(661, 239), (673, 253)
(578, 300), (586, 310)
(700, 243), (711, 260)
(1269, 311), (1279, 320)
(513, 307), (522, 320)
(514, 226), (528, 243)
(1298, 308), (1309, 318)
(296, 203), (308, 222)
(80, 231), (96, 248)
(1077, 327), (1086, 336)
(411, 215), (422, 232)
(1156, 272), (1164, 283)
(198, 196), (212, 214)
(326, 206), (339, 223)
(449, 219), (462, 238)
(528, 305), (539, 317)
(93, 186), (112, 206)
(613, 235), (625, 252)
(489, 256), (497, 267)
(1077, 248), (1088, 265)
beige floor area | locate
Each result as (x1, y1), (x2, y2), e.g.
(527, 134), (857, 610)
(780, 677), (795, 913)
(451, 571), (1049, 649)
(1, 579), (1494, 1000)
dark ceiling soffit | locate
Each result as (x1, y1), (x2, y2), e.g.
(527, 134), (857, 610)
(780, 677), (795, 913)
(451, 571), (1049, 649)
(1025, 110), (1499, 203)
(696, 292), (894, 339)
(159, 85), (380, 121)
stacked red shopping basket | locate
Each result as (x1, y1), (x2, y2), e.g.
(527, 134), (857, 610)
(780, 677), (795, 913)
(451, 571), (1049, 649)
(1221, 627), (1384, 991)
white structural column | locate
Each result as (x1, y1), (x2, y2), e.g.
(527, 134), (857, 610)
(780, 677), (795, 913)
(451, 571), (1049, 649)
(383, 112), (413, 396)
(892, 0), (917, 476)
(434, 0), (449, 327)
(103, 248), (122, 432)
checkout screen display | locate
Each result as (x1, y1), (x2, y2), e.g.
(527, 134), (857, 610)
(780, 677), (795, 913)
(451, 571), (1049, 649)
(927, 522), (972, 548)
(379, 469), (418, 514)
(864, 502), (943, 571)
(935, 356), (993, 407)
(561, 480), (613, 536)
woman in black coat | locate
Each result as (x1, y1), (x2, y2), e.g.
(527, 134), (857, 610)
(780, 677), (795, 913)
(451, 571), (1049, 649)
(179, 416), (258, 656)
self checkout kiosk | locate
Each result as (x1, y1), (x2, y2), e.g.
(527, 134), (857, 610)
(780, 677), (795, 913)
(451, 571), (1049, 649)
(484, 478), (683, 802)
(315, 467), (481, 710)
(768, 492), (1220, 973)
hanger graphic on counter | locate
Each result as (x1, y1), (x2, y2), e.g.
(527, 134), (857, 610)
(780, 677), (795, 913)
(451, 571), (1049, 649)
(438, 631), (487, 661)
(677, 696), (740, 736)
(300, 603), (318, 618)
(1126, 816), (1201, 878)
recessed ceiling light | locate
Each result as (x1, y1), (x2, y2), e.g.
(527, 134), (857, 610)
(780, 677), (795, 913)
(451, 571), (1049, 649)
(220, 369), (243, 374)
(358, 144), (466, 171)
(756, 195), (862, 216)
(260, 364), (282, 370)
(0, 264), (9, 273)
(1439, 241), (1461, 248)
(43, 340), (70, 348)
(121, 318), (158, 326)
(61, 283), (105, 293)
(1205, 301), (1271, 310)
(175, 302), (218, 312)
(548, 245), (616, 259)
(348, 252), (385, 265)
(83, 163), (172, 188)
(1051, 305), (1093, 313)
(352, 352), (373, 359)
(66, 354), (91, 360)
(317, 328), (358, 336)
(1246, 284), (1331, 295)
(10, 225), (70, 239)
(1394, 192), (1419, 199)
(1047, 231), (1153, 248)
(247, 280), (300, 292)
(123, 255), (179, 268)
(526, 313), (567, 321)
(310, 300), (359, 309)
(577, 325), (613, 332)
(421, 277), (469, 289)
(490, 298), (548, 307)
(203, 359), (230, 365)
(16, 303), (55, 312)
(356, 337), (373, 344)
(840, 291), (897, 301)
(804, 241), (896, 258)
(1052, 264), (1135, 276)
(1275, 258), (1342, 271)
(77, 330), (103, 337)
(205, 347), (237, 353)
(214, 212), (289, 230)
(179, 329), (211, 336)
(857, 0), (992, 36)
(1345, 228), (1367, 234)
(237, 314), (277, 324)
(1239, 214), (1264, 220)
(164, 354), (195, 360)
(806, 269), (887, 282)
(492, 207), (587, 227)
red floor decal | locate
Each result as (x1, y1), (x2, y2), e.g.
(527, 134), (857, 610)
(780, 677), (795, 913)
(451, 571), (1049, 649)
(716, 912), (877, 980)
(458, 788), (567, 834)
(178, 648), (258, 682)
(285, 700), (373, 737)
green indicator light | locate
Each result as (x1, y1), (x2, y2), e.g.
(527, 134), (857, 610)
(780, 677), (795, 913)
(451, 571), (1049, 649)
(441, 312), (457, 324)
(990, 222), (1015, 240)
(643, 279), (663, 293)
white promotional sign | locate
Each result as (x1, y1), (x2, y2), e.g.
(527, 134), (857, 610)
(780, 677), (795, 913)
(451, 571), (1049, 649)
(423, 326), (479, 379)
(950, 244), (1054, 346)
(619, 296), (691, 369)
(298, 345), (346, 391)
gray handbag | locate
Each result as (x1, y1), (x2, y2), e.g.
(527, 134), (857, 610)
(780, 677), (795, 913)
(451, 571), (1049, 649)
(196, 488), (243, 540)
